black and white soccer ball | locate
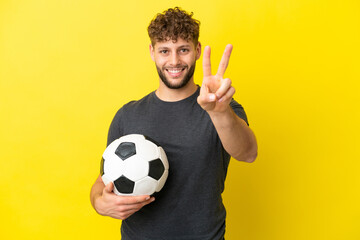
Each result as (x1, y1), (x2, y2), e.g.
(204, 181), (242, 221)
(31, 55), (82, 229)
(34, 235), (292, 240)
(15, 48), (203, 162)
(101, 134), (169, 196)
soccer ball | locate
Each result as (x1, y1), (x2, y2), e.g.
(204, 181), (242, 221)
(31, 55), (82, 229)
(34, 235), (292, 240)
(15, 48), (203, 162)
(101, 134), (169, 196)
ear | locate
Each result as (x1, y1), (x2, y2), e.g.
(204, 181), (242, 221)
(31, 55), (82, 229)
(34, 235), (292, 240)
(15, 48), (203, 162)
(195, 42), (201, 60)
(149, 44), (155, 62)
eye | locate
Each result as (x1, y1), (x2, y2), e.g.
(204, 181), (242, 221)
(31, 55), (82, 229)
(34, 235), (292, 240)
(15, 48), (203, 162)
(179, 48), (189, 53)
(159, 50), (168, 54)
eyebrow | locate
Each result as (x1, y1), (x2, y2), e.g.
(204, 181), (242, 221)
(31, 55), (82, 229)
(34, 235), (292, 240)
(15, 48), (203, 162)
(157, 45), (191, 50)
(177, 45), (191, 48)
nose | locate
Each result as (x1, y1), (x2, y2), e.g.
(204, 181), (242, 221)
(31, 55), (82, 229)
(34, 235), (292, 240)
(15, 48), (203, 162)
(169, 52), (180, 66)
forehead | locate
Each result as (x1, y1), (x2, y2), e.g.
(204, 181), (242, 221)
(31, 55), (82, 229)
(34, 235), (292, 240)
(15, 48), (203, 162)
(153, 38), (195, 49)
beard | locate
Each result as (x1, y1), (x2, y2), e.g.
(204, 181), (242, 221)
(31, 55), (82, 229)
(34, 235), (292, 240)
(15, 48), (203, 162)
(156, 62), (196, 89)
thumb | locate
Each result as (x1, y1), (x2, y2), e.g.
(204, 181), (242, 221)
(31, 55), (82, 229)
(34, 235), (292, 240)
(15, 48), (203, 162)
(197, 94), (216, 107)
(199, 84), (216, 104)
(104, 182), (114, 193)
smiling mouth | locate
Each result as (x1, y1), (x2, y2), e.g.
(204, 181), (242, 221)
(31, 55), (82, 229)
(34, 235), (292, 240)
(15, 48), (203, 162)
(165, 67), (186, 78)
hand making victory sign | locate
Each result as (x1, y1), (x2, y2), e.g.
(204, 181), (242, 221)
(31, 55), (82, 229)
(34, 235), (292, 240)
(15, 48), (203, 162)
(197, 44), (257, 163)
(197, 44), (235, 113)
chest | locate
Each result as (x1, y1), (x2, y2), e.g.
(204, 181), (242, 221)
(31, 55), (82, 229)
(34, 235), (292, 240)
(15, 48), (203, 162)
(120, 102), (223, 169)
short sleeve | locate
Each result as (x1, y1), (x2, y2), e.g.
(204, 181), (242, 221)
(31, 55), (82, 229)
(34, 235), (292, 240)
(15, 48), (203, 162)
(230, 99), (249, 126)
(106, 108), (124, 146)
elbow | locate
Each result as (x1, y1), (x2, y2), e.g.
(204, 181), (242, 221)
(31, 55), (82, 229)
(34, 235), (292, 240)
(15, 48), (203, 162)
(245, 141), (258, 163)
(245, 151), (257, 163)
(234, 148), (258, 163)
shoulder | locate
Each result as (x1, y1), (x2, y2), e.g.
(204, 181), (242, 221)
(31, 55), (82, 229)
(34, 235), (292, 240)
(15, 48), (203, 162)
(229, 98), (244, 111)
(107, 92), (154, 145)
(116, 92), (155, 115)
(230, 99), (249, 126)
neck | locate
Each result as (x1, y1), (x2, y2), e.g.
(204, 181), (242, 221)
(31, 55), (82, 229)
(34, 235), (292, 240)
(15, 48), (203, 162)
(155, 80), (198, 102)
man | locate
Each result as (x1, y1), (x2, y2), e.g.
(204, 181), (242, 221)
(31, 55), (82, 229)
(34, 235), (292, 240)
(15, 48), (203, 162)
(90, 7), (257, 240)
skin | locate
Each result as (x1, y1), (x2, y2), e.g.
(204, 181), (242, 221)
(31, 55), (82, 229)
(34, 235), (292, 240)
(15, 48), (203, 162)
(198, 44), (258, 162)
(90, 38), (258, 220)
(149, 38), (201, 101)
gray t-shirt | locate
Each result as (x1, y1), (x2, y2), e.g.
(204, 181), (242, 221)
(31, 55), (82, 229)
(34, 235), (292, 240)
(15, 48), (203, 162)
(107, 87), (248, 240)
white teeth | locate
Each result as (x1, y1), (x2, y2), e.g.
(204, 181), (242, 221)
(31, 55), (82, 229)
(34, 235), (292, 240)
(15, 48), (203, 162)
(167, 69), (182, 73)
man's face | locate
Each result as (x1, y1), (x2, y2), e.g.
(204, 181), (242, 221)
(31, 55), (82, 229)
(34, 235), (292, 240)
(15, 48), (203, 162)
(150, 38), (201, 89)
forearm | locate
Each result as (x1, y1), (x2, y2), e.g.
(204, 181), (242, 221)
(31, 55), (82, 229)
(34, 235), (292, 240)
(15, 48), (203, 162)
(90, 175), (105, 211)
(90, 174), (155, 219)
(208, 106), (257, 162)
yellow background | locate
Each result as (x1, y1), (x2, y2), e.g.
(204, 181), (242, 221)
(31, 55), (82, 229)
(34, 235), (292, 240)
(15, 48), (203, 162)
(1, 0), (359, 239)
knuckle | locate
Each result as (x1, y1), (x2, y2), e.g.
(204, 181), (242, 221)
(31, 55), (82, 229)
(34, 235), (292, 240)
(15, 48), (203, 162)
(116, 198), (123, 205)
(223, 78), (231, 85)
(118, 206), (126, 212)
(136, 196), (146, 203)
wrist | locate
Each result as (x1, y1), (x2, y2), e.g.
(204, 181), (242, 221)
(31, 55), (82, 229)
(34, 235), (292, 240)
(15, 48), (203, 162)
(207, 105), (233, 119)
(207, 106), (237, 128)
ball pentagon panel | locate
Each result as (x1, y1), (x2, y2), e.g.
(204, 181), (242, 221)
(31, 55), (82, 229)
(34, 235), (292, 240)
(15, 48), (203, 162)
(114, 175), (135, 194)
(148, 158), (165, 180)
(115, 142), (136, 160)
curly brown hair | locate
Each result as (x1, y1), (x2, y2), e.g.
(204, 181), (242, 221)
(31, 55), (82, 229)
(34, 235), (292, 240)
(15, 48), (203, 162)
(147, 7), (200, 47)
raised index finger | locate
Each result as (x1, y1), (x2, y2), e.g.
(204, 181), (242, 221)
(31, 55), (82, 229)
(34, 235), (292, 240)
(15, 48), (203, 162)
(216, 44), (233, 77)
(202, 45), (212, 77)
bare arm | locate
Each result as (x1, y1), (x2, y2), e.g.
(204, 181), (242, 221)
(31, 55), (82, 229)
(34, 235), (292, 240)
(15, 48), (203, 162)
(207, 106), (257, 162)
(90, 174), (155, 220)
(197, 44), (257, 162)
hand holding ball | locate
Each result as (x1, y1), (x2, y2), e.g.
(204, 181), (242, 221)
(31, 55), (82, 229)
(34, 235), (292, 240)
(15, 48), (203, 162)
(101, 134), (169, 196)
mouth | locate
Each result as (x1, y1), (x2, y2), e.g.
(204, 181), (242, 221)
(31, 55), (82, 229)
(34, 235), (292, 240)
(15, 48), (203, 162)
(165, 67), (186, 78)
